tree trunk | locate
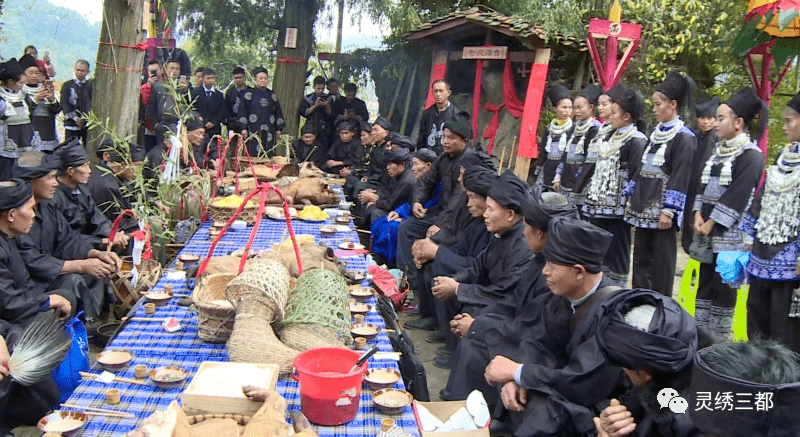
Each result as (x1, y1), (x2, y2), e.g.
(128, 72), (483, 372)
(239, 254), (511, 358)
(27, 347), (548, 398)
(89, 0), (146, 159)
(335, 0), (344, 56)
(273, 0), (318, 149)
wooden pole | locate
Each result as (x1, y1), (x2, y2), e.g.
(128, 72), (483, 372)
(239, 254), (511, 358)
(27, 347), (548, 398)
(387, 67), (407, 119)
(400, 64), (418, 134)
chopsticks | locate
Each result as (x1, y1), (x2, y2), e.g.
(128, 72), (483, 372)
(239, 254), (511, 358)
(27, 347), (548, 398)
(61, 403), (134, 419)
(80, 371), (148, 386)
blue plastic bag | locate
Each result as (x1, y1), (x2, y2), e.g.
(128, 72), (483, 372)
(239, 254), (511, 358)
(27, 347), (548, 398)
(51, 312), (90, 404)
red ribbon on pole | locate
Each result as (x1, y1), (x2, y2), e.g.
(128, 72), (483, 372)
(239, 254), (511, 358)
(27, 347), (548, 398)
(276, 58), (308, 65)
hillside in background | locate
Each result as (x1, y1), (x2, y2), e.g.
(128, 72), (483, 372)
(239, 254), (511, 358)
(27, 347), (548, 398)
(0, 0), (100, 82)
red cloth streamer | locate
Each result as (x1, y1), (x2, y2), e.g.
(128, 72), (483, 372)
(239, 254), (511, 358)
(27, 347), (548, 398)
(96, 61), (142, 73)
(108, 209), (152, 260)
(472, 45), (526, 155)
(276, 57), (308, 65)
(100, 41), (148, 51)
(196, 183), (304, 277)
(425, 62), (448, 110)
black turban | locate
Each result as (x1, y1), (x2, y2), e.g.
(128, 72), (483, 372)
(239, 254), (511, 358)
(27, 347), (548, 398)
(360, 121), (371, 134)
(615, 88), (646, 122)
(487, 169), (528, 212)
(460, 150), (496, 172)
(696, 96), (720, 118)
(0, 58), (23, 82)
(521, 186), (578, 230)
(596, 288), (697, 374)
(384, 147), (410, 165)
(185, 114), (205, 132)
(726, 86), (769, 141)
(374, 117), (393, 132)
(790, 92), (800, 115)
(57, 138), (89, 170)
(391, 134), (414, 150)
(301, 124), (316, 135)
(443, 111), (471, 140)
(0, 179), (33, 212)
(578, 84), (602, 106)
(604, 83), (626, 103)
(252, 66), (269, 77)
(97, 138), (144, 163)
(385, 132), (400, 145)
(18, 54), (39, 72)
(130, 144), (146, 162)
(656, 70), (695, 109)
(414, 148), (437, 163)
(338, 121), (357, 133)
(13, 151), (61, 180)
(548, 84), (572, 107)
(544, 217), (611, 273)
(463, 166), (496, 197)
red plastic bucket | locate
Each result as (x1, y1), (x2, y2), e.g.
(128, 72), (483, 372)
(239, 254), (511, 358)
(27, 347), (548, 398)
(292, 347), (368, 426)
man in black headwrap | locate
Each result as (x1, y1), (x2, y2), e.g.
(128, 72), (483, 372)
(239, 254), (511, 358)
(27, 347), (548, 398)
(326, 121), (361, 174)
(689, 339), (800, 436)
(354, 147), (415, 230)
(348, 117), (393, 201)
(593, 288), (705, 437)
(292, 124), (327, 169)
(87, 139), (145, 235)
(412, 148), (437, 178)
(484, 217), (626, 437)
(441, 188), (579, 404)
(237, 66), (285, 156)
(145, 114), (217, 182)
(14, 151), (121, 333)
(398, 111), (473, 295)
(53, 138), (128, 251)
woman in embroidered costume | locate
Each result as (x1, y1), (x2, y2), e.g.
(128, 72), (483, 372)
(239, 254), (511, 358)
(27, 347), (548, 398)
(534, 84), (573, 191)
(553, 83), (602, 208)
(0, 57), (39, 180)
(19, 54), (59, 153)
(743, 91), (800, 352)
(625, 71), (696, 295)
(693, 87), (766, 341)
(582, 84), (646, 287)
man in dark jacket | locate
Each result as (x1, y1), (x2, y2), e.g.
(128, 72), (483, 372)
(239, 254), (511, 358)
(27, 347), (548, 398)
(417, 79), (460, 155)
(355, 147), (415, 230)
(60, 60), (92, 146)
(190, 68), (225, 142)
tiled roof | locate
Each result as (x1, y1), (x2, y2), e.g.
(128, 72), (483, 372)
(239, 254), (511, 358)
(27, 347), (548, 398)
(404, 5), (587, 51)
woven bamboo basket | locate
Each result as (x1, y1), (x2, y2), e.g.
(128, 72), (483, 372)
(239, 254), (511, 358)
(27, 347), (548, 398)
(208, 203), (260, 225)
(221, 177), (257, 192)
(280, 268), (352, 349)
(109, 257), (163, 319)
(192, 273), (237, 343)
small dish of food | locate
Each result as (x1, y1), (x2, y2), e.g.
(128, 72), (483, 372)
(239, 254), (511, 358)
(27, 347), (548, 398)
(349, 302), (372, 314)
(38, 411), (87, 436)
(95, 349), (133, 372)
(177, 254), (200, 267)
(349, 287), (373, 302)
(339, 242), (364, 250)
(144, 291), (173, 306)
(373, 388), (413, 415)
(149, 366), (189, 390)
(350, 323), (380, 340)
(364, 368), (401, 390)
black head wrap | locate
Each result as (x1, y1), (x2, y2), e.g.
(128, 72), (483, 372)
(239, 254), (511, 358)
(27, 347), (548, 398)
(301, 124), (316, 135)
(338, 121), (357, 133)
(615, 88), (646, 123)
(252, 66), (269, 77)
(384, 147), (411, 165)
(521, 185), (578, 230)
(604, 82), (626, 103)
(443, 111), (472, 140)
(460, 150), (496, 172)
(725, 86), (769, 141)
(0, 179), (34, 212)
(344, 83), (357, 92)
(185, 114), (205, 132)
(696, 96), (720, 118)
(373, 117), (393, 132)
(414, 148), (437, 163)
(18, 54), (39, 72)
(656, 70), (696, 110)
(97, 138), (144, 163)
(13, 151), (61, 180)
(578, 84), (602, 106)
(596, 288), (697, 373)
(0, 58), (23, 82)
(689, 344), (800, 436)
(543, 217), (612, 273)
(548, 84), (572, 107)
(487, 169), (528, 212)
(391, 134), (414, 150)
(57, 138), (89, 170)
(130, 143), (146, 162)
(463, 166), (496, 197)
(385, 132), (400, 145)
(359, 121), (371, 134)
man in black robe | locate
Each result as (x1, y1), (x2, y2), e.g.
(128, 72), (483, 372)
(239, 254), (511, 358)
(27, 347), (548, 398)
(53, 139), (128, 251)
(594, 288), (704, 437)
(299, 76), (333, 150)
(681, 97), (720, 254)
(431, 170), (535, 368)
(13, 152), (120, 332)
(147, 59), (189, 146)
(225, 67), (250, 154)
(410, 153), (495, 337)
(335, 83), (370, 125)
(354, 147), (415, 230)
(342, 121), (375, 198)
(292, 124), (327, 169)
(60, 60), (92, 146)
(87, 140), (145, 241)
(398, 112), (473, 303)
(442, 188), (579, 403)
(350, 117), (392, 200)
(146, 115), (217, 180)
(483, 217), (626, 437)
(326, 121), (361, 174)
(417, 79), (461, 155)
(237, 66), (285, 157)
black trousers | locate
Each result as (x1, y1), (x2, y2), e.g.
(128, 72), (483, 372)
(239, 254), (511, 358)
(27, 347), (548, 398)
(416, 262), (437, 319)
(0, 156), (14, 181)
(397, 214), (437, 288)
(433, 294), (462, 356)
(696, 255), (737, 341)
(632, 226), (677, 296)
(444, 333), (499, 408)
(66, 127), (88, 148)
(748, 277), (800, 353)
(590, 217), (631, 287)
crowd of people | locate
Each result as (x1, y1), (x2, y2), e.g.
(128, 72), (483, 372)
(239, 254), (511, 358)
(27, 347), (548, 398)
(0, 43), (800, 436)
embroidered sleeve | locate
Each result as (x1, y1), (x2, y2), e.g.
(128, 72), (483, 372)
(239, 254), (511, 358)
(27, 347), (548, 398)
(710, 202), (741, 229)
(664, 189), (687, 211)
(624, 180), (636, 197)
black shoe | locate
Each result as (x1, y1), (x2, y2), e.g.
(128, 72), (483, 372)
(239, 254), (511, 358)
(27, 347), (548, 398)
(489, 419), (513, 434)
(409, 307), (421, 316)
(404, 317), (437, 331)
(439, 388), (456, 401)
(433, 355), (452, 369)
(436, 346), (452, 356)
(426, 332), (445, 344)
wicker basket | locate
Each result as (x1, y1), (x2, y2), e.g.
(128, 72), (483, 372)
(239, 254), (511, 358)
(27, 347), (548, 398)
(208, 203), (260, 225)
(192, 273), (237, 343)
(109, 257), (163, 319)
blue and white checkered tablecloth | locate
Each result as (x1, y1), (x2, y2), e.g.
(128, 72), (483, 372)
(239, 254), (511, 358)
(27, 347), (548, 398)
(64, 208), (420, 437)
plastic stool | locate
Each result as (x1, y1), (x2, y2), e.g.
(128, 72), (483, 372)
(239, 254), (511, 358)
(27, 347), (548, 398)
(677, 258), (701, 316)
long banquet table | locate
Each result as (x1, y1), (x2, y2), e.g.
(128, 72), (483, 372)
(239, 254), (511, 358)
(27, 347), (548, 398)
(63, 211), (421, 437)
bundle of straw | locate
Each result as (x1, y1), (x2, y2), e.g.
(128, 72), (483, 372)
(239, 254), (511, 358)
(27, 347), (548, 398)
(7, 311), (72, 386)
